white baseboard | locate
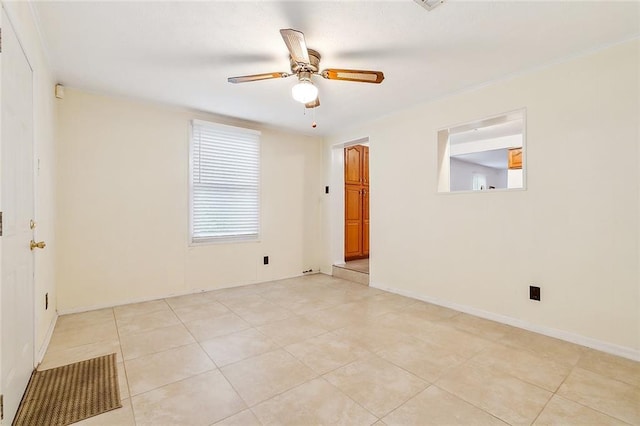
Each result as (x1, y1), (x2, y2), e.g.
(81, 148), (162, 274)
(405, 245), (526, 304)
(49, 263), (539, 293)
(370, 281), (640, 362)
(36, 313), (58, 367)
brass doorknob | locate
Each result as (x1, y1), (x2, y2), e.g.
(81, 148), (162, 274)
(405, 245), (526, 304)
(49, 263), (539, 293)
(30, 240), (46, 250)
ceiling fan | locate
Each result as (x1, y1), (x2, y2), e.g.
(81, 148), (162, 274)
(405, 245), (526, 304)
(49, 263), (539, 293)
(228, 29), (385, 109)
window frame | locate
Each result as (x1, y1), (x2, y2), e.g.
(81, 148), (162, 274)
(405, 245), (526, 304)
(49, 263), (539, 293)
(437, 108), (527, 194)
(188, 119), (261, 245)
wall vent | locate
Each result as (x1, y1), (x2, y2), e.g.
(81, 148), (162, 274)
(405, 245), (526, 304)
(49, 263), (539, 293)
(414, 0), (445, 11)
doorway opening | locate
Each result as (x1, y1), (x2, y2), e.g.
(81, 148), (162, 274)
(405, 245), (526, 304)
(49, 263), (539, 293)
(343, 144), (369, 262)
(331, 138), (370, 278)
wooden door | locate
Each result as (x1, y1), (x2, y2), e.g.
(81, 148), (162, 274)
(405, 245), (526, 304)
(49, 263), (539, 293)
(1, 9), (36, 423)
(344, 144), (369, 260)
(344, 186), (363, 258)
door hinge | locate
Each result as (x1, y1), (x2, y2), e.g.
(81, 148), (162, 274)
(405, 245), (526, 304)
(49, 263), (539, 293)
(0, 211), (3, 236)
(0, 27), (2, 53)
(1, 393), (4, 420)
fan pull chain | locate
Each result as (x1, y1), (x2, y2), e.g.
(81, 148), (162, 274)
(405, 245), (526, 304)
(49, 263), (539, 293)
(301, 102), (317, 128)
(312, 106), (317, 128)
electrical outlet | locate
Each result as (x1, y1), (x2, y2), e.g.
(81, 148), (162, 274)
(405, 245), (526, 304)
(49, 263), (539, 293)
(263, 256), (269, 265)
(529, 285), (540, 301)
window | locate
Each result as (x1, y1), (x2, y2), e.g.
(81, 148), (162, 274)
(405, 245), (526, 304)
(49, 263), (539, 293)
(438, 109), (525, 193)
(190, 120), (260, 243)
(472, 173), (487, 191)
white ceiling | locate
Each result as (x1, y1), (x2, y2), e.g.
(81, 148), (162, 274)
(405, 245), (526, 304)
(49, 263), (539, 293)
(32, 1), (640, 136)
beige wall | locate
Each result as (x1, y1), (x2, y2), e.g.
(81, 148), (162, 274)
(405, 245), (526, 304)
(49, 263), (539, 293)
(1, 1), (58, 363)
(323, 40), (640, 357)
(56, 89), (322, 312)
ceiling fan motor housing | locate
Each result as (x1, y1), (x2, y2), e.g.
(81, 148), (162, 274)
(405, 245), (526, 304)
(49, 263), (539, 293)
(290, 49), (321, 74)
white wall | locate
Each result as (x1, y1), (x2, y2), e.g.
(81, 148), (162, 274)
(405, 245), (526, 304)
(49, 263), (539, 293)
(56, 89), (322, 312)
(322, 40), (640, 358)
(0, 1), (57, 365)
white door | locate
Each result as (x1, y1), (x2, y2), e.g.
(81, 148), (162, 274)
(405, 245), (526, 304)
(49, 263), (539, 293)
(1, 7), (35, 423)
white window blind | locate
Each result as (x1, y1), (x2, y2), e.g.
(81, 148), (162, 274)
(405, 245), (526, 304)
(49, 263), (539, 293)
(190, 120), (260, 243)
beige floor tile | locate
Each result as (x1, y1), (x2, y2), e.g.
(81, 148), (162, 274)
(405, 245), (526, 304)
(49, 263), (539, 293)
(213, 409), (262, 426)
(302, 304), (370, 330)
(170, 301), (230, 323)
(350, 294), (417, 319)
(119, 324), (195, 360)
(125, 343), (215, 395)
(440, 313), (515, 341)
(306, 289), (367, 306)
(229, 299), (294, 326)
(165, 291), (216, 310)
(200, 328), (279, 367)
(304, 273), (343, 286)
(334, 323), (411, 352)
(373, 311), (432, 336)
(533, 395), (627, 425)
(132, 370), (246, 425)
(284, 331), (371, 375)
(323, 354), (428, 418)
(75, 398), (135, 426)
(47, 320), (119, 352)
(40, 275), (632, 426)
(183, 312), (251, 341)
(470, 343), (572, 391)
(252, 378), (377, 425)
(55, 308), (115, 332)
(259, 287), (312, 305)
(256, 316), (328, 346)
(213, 287), (264, 303)
(400, 301), (460, 321)
(408, 322), (493, 359)
(382, 386), (508, 425)
(114, 299), (172, 319)
(556, 367), (640, 424)
(436, 363), (552, 425)
(329, 279), (381, 295)
(39, 339), (122, 370)
(220, 349), (316, 406)
(577, 348), (640, 387)
(116, 309), (181, 336)
(117, 362), (129, 400)
(274, 296), (338, 315)
(498, 328), (585, 366)
(377, 335), (467, 382)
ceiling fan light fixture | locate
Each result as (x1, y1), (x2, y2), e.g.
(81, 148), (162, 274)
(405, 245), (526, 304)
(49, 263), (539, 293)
(291, 78), (318, 104)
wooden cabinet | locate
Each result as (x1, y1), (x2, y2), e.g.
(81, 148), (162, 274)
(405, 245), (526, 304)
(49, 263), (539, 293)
(362, 146), (369, 186)
(508, 148), (522, 170)
(344, 145), (369, 260)
(362, 186), (369, 257)
(344, 185), (363, 258)
(345, 145), (364, 185)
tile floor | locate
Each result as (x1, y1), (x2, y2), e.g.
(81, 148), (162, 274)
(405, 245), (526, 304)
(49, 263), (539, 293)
(40, 274), (640, 425)
(336, 259), (370, 274)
